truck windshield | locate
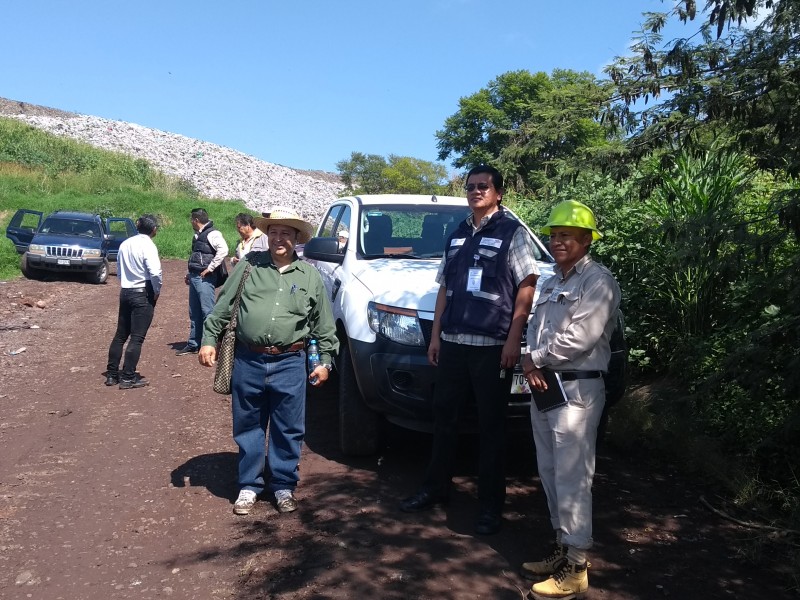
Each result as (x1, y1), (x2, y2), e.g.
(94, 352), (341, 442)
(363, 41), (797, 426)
(41, 218), (101, 238)
(359, 205), (470, 258)
(358, 204), (550, 261)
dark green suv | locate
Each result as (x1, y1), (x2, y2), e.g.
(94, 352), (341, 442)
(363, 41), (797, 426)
(6, 209), (136, 284)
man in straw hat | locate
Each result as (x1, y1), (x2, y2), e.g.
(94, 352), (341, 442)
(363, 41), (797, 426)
(520, 200), (621, 599)
(199, 207), (338, 516)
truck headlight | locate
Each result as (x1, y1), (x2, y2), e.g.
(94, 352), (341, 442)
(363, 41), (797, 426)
(28, 244), (46, 256)
(82, 249), (102, 257)
(368, 302), (425, 346)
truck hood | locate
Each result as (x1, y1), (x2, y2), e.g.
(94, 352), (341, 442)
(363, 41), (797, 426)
(352, 258), (441, 314)
(350, 258), (556, 315)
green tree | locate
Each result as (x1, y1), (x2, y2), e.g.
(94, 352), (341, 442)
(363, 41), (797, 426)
(435, 69), (617, 195)
(383, 155), (447, 194)
(605, 1), (800, 176)
(436, 70), (552, 171)
(335, 152), (388, 194)
(336, 151), (447, 195)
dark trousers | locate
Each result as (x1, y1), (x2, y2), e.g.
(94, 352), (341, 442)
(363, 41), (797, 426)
(423, 340), (511, 513)
(107, 286), (156, 379)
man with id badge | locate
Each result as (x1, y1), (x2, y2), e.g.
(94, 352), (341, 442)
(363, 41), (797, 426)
(520, 200), (621, 599)
(399, 165), (539, 536)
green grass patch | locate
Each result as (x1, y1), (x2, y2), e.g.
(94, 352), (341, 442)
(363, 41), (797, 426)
(0, 118), (261, 280)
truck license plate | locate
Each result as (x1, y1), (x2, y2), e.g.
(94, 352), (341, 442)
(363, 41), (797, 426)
(57, 259), (70, 265)
(511, 371), (530, 394)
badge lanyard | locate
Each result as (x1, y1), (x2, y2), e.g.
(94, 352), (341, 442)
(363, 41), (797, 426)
(467, 254), (482, 291)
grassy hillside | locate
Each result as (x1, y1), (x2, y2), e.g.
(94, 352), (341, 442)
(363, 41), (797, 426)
(0, 117), (257, 280)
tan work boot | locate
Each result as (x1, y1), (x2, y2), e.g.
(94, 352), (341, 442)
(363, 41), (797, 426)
(520, 544), (567, 580)
(529, 561), (588, 599)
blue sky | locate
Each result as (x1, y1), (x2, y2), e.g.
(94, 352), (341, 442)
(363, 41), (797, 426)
(2, 1), (692, 173)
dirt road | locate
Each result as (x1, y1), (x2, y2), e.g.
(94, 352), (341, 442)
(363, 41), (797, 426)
(0, 260), (792, 599)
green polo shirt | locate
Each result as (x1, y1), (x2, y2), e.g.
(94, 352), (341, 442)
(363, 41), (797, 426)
(201, 251), (338, 364)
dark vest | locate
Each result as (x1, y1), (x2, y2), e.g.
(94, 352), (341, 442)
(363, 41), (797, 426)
(440, 209), (521, 339)
(188, 222), (218, 274)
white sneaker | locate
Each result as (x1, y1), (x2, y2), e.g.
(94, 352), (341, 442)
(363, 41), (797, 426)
(233, 489), (257, 515)
(275, 489), (298, 513)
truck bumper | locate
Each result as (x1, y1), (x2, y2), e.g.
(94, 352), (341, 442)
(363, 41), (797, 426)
(348, 337), (532, 433)
(26, 254), (105, 273)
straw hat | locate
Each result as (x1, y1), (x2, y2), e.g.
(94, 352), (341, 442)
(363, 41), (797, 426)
(254, 207), (315, 243)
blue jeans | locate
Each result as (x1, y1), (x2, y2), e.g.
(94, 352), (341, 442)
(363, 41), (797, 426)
(187, 272), (216, 349)
(231, 344), (307, 495)
(106, 286), (156, 379)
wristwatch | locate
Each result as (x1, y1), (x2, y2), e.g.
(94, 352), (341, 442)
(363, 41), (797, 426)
(322, 363), (333, 372)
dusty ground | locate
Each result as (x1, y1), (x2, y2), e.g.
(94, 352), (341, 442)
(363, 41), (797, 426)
(0, 259), (795, 599)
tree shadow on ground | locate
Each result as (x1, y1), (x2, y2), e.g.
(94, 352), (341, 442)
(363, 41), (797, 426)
(164, 383), (795, 599)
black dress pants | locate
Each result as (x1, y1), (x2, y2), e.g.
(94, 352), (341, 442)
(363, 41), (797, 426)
(423, 340), (511, 513)
(106, 286), (156, 379)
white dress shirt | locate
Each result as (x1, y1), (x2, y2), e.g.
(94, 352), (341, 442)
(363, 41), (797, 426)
(117, 233), (163, 295)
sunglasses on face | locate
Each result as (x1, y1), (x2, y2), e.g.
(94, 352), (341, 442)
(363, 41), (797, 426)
(465, 183), (493, 192)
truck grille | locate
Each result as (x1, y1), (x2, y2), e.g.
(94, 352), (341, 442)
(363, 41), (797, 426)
(47, 246), (83, 258)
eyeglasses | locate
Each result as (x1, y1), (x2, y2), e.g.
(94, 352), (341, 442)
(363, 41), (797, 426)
(465, 183), (492, 193)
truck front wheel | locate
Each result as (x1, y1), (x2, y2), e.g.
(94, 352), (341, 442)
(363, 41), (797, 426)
(87, 259), (109, 284)
(338, 341), (379, 456)
(20, 254), (44, 280)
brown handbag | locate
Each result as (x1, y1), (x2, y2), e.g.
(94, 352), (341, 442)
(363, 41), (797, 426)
(213, 262), (252, 394)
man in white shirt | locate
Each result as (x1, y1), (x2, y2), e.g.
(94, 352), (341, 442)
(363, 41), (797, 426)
(105, 214), (163, 389)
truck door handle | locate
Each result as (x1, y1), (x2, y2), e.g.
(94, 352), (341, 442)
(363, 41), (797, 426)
(332, 279), (341, 302)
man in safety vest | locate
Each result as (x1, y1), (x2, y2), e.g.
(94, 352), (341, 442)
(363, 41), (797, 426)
(399, 164), (540, 536)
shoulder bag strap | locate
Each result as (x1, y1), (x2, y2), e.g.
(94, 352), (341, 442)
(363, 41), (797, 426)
(227, 262), (253, 332)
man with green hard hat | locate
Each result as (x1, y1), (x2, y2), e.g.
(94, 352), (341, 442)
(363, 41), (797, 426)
(520, 200), (621, 599)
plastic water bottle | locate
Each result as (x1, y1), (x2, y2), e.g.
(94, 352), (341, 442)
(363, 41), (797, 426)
(307, 339), (321, 384)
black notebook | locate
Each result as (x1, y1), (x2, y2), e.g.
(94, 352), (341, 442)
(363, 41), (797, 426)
(531, 369), (568, 412)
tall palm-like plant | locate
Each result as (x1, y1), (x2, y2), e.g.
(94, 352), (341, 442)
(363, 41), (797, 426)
(643, 146), (754, 354)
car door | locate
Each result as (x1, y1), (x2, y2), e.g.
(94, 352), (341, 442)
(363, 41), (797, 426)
(105, 218), (137, 262)
(312, 204), (352, 302)
(5, 209), (43, 253)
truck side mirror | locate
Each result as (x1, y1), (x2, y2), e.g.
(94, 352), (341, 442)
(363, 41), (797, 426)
(303, 237), (344, 264)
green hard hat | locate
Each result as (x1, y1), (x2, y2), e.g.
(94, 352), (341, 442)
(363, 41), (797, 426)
(541, 200), (602, 240)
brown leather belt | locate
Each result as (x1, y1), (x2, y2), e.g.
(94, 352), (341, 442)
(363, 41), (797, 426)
(245, 341), (305, 355)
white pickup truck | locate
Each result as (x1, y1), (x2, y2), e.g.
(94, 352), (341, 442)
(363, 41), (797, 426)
(303, 194), (559, 455)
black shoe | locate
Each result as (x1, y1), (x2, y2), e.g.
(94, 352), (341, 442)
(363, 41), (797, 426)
(474, 509), (502, 535)
(105, 374), (119, 386)
(399, 489), (449, 513)
(175, 345), (199, 356)
(119, 374), (150, 389)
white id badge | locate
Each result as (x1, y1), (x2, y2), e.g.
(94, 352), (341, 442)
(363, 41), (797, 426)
(467, 267), (483, 291)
